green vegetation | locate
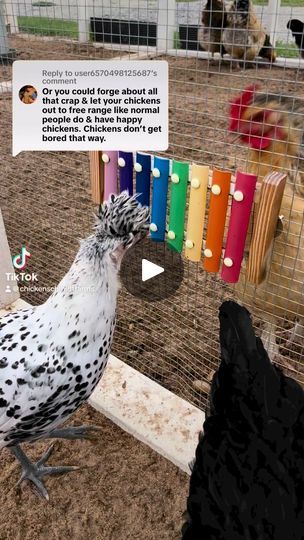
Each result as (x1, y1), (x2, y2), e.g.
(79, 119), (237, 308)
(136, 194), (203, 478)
(32, 2), (56, 6)
(174, 30), (181, 49)
(177, 0), (304, 4)
(178, 0), (304, 3)
(279, 0), (304, 5)
(276, 40), (300, 57)
(17, 16), (78, 38)
(254, 0), (304, 4)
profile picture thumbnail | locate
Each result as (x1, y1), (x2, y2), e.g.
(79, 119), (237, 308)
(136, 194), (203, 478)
(19, 85), (38, 104)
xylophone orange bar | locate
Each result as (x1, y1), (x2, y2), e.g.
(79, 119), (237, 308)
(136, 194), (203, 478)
(203, 169), (231, 273)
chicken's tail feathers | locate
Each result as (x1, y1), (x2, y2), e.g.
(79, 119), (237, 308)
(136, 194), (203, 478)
(94, 191), (150, 242)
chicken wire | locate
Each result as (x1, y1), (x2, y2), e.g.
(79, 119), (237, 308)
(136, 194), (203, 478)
(1, 0), (304, 411)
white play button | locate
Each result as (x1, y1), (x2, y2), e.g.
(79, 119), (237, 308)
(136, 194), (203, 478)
(141, 258), (164, 282)
(120, 238), (184, 301)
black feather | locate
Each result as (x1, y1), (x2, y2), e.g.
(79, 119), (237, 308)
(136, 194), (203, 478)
(287, 19), (304, 58)
(182, 300), (304, 540)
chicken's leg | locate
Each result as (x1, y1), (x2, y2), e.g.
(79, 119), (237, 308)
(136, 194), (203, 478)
(48, 425), (101, 442)
(279, 322), (304, 349)
(10, 444), (79, 500)
(261, 318), (280, 359)
(261, 317), (298, 373)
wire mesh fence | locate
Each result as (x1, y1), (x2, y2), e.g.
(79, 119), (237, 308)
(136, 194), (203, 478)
(1, 0), (304, 411)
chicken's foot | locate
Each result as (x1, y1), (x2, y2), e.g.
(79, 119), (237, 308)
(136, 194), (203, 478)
(11, 444), (79, 500)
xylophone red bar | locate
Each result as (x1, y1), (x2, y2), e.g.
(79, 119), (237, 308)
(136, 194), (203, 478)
(221, 170), (257, 283)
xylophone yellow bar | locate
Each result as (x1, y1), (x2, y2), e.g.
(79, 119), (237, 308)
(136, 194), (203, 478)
(185, 165), (209, 262)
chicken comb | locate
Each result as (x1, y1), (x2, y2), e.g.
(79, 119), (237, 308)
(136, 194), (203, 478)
(229, 84), (261, 132)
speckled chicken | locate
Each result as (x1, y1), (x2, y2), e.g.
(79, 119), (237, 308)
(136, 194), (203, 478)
(222, 0), (273, 68)
(0, 192), (149, 500)
(198, 0), (227, 58)
(182, 301), (304, 540)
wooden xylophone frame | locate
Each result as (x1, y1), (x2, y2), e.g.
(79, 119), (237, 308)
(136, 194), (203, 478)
(89, 150), (286, 285)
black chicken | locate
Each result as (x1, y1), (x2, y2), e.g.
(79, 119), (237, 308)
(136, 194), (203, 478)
(182, 300), (304, 539)
(287, 19), (304, 59)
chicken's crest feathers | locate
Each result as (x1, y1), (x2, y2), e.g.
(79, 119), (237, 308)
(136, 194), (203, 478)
(93, 191), (150, 248)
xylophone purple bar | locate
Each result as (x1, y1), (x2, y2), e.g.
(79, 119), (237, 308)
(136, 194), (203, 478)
(135, 152), (151, 207)
(221, 170), (257, 283)
(102, 151), (118, 201)
(118, 151), (133, 195)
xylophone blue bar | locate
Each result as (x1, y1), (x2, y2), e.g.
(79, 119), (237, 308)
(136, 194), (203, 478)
(135, 153), (151, 207)
(150, 156), (170, 242)
(118, 151), (133, 195)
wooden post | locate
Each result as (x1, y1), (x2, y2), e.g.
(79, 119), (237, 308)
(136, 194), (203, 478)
(89, 151), (104, 204)
(246, 171), (286, 285)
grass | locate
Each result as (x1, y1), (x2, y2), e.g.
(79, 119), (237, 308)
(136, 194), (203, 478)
(276, 39), (300, 57)
(17, 16), (78, 38)
(177, 0), (304, 3)
(253, 0), (304, 4)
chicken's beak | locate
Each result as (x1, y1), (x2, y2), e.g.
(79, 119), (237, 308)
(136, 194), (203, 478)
(131, 228), (149, 247)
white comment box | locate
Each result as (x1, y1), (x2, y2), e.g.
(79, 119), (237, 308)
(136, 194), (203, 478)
(12, 60), (168, 156)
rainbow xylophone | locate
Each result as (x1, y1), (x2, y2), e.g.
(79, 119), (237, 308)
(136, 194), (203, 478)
(89, 151), (286, 285)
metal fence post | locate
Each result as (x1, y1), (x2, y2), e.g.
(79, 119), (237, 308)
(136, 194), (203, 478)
(78, 0), (89, 43)
(0, 0), (9, 55)
(268, 0), (280, 45)
(157, 0), (177, 51)
(4, 0), (19, 34)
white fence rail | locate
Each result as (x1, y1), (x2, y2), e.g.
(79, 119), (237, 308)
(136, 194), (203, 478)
(3, 0), (304, 53)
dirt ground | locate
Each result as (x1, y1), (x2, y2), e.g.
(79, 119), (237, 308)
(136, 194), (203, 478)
(0, 404), (188, 540)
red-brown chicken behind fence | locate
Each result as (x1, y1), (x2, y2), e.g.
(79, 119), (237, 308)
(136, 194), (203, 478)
(229, 84), (304, 196)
